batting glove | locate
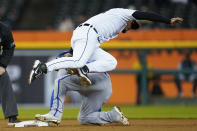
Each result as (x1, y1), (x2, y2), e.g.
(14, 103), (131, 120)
(28, 60), (47, 85)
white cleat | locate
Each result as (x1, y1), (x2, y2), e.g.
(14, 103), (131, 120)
(28, 60), (41, 85)
(114, 106), (130, 125)
(35, 113), (61, 125)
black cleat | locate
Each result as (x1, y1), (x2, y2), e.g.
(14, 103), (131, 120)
(8, 116), (21, 126)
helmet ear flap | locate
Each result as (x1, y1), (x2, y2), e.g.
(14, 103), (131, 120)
(131, 20), (140, 30)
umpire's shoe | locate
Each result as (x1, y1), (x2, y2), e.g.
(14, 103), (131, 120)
(28, 60), (47, 85)
(35, 113), (61, 125)
(77, 65), (92, 86)
(8, 116), (21, 126)
(113, 106), (130, 125)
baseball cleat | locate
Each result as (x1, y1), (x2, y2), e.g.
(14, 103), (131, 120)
(77, 68), (92, 86)
(28, 60), (42, 85)
(35, 113), (61, 125)
(114, 106), (130, 125)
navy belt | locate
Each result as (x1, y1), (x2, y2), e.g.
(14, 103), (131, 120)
(78, 23), (98, 34)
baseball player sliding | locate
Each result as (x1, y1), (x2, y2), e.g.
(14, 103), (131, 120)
(28, 8), (183, 86)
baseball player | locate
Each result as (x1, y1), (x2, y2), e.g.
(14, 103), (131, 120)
(35, 51), (130, 125)
(28, 8), (183, 85)
(0, 21), (20, 125)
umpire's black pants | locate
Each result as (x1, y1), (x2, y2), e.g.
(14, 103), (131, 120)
(0, 71), (18, 119)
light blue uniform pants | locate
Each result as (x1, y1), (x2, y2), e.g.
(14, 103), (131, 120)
(49, 71), (119, 125)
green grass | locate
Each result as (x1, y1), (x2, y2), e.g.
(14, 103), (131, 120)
(1, 105), (197, 119)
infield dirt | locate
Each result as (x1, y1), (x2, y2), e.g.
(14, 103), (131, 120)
(1, 119), (197, 131)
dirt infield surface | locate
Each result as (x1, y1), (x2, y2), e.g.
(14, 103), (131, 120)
(1, 119), (197, 131)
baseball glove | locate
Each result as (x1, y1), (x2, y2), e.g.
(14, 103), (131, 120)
(57, 51), (92, 86)
(62, 52), (78, 75)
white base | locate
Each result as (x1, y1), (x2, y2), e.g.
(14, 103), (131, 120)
(15, 120), (49, 127)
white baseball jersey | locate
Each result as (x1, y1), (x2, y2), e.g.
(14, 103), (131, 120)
(85, 8), (136, 43)
(46, 8), (136, 72)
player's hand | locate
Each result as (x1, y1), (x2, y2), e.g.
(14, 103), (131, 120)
(28, 60), (47, 85)
(170, 17), (183, 26)
(0, 66), (5, 75)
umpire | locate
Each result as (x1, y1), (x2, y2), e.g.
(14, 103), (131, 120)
(0, 22), (20, 125)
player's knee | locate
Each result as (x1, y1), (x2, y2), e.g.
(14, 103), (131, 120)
(78, 113), (96, 125)
(77, 115), (87, 124)
(78, 115), (103, 125)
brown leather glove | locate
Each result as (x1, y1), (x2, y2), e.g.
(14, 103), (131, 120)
(64, 53), (79, 75)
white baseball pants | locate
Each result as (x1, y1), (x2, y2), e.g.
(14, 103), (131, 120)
(46, 25), (117, 72)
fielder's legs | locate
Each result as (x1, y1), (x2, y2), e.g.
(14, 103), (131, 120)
(35, 74), (71, 124)
(49, 74), (72, 120)
(77, 73), (120, 125)
(35, 72), (130, 125)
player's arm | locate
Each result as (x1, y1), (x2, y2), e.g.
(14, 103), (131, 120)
(132, 11), (183, 26)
